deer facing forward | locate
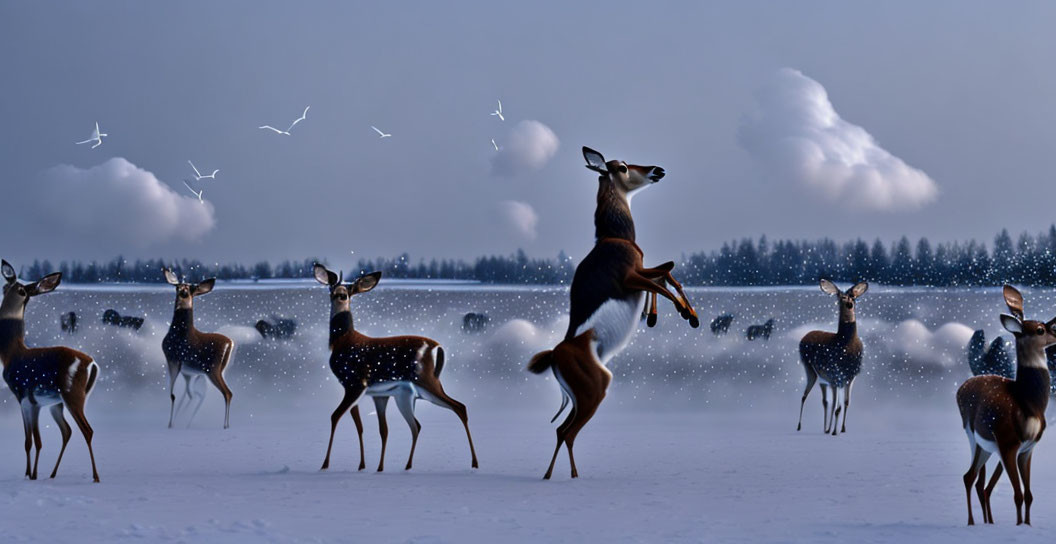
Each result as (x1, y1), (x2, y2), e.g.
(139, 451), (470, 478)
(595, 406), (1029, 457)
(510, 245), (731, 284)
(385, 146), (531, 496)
(315, 264), (478, 472)
(0, 260), (100, 482)
(797, 279), (868, 436)
(161, 268), (234, 429)
(958, 285), (1054, 526)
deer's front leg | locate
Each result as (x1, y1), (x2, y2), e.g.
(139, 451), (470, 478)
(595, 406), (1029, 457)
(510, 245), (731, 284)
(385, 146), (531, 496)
(632, 265), (700, 328)
(624, 271), (685, 316)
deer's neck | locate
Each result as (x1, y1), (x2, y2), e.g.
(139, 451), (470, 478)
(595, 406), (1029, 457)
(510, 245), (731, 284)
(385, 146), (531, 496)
(0, 318), (27, 365)
(169, 308), (195, 335)
(1012, 345), (1051, 411)
(595, 185), (635, 242)
(836, 320), (857, 342)
(329, 311), (355, 350)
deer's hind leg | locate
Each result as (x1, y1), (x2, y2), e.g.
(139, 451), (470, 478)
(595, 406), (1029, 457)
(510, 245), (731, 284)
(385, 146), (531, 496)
(48, 404), (72, 479)
(964, 445), (988, 525)
(64, 394), (99, 482)
(416, 378), (478, 469)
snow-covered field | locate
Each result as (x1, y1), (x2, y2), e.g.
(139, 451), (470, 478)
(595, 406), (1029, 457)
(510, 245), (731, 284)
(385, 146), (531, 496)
(3, 282), (1056, 542)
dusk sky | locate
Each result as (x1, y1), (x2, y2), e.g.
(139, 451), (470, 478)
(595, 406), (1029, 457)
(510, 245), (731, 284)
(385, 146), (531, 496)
(2, 2), (1054, 271)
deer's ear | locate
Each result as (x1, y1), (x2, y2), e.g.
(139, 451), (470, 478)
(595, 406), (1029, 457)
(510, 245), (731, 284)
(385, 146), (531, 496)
(313, 263), (337, 286)
(819, 279), (840, 295)
(163, 268), (180, 285)
(354, 271), (382, 293)
(28, 272), (61, 296)
(1000, 313), (1023, 335)
(1, 260), (15, 284)
(1003, 285), (1025, 319)
(849, 282), (869, 298)
(583, 147), (608, 174)
(193, 278), (215, 296)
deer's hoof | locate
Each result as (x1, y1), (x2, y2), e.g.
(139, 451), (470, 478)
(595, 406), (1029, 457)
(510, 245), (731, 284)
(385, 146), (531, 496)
(689, 316), (700, 328)
(646, 314), (657, 327)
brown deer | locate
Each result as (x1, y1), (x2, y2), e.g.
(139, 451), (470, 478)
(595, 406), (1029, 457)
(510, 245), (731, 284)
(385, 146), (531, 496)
(314, 264), (478, 472)
(161, 268), (234, 429)
(958, 285), (1054, 526)
(528, 146), (699, 480)
(0, 260), (100, 482)
(796, 279), (868, 436)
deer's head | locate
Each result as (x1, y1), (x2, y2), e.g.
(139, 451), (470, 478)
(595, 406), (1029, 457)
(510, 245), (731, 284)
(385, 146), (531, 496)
(163, 268), (215, 310)
(819, 279), (868, 324)
(313, 263), (381, 317)
(1, 260), (61, 320)
(583, 146), (665, 203)
(999, 284), (1056, 353)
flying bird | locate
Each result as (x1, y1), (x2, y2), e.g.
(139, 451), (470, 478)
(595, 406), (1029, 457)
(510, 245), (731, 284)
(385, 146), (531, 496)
(371, 126), (391, 139)
(490, 100), (504, 121)
(182, 179), (204, 203)
(188, 160), (219, 180)
(491, 139), (500, 152)
(75, 122), (107, 149)
(259, 106), (310, 135)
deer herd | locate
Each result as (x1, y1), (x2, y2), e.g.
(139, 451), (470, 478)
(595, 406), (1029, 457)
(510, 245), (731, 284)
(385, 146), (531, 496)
(0, 146), (1050, 526)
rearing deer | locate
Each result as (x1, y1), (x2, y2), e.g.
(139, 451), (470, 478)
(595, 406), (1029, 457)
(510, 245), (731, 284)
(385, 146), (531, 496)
(314, 264), (478, 472)
(796, 279), (868, 436)
(0, 260), (100, 482)
(528, 146), (699, 480)
(161, 268), (234, 429)
(958, 285), (1054, 526)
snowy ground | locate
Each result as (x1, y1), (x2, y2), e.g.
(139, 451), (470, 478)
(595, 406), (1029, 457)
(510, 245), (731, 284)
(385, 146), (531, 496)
(3, 283), (1056, 542)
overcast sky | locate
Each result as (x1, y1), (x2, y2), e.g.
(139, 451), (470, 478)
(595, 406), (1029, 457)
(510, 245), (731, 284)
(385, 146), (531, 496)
(2, 2), (1054, 271)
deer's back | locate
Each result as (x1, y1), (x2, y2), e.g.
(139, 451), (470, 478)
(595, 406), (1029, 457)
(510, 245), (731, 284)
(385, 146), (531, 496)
(2, 346), (93, 401)
(163, 329), (232, 373)
(330, 334), (440, 388)
(799, 331), (862, 386)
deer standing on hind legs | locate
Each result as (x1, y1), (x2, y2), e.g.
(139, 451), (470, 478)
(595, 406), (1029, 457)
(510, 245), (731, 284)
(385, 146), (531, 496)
(314, 264), (478, 472)
(796, 279), (868, 436)
(0, 260), (100, 482)
(958, 285), (1054, 526)
(528, 146), (699, 480)
(161, 268), (234, 429)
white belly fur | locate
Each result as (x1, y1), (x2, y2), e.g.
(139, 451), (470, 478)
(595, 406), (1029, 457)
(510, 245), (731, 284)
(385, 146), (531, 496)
(575, 292), (647, 365)
(366, 381), (415, 397)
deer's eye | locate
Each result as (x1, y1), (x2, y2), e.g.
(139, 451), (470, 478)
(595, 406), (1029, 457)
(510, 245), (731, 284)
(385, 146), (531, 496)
(618, 164), (628, 174)
(17, 288), (25, 296)
(1037, 327), (1045, 335)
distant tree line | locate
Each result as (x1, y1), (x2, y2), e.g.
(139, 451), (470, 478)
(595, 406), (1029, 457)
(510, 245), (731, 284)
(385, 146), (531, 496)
(16, 226), (1056, 286)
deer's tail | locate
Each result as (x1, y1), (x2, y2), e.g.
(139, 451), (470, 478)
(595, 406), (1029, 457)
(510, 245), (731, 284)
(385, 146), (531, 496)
(527, 350), (555, 374)
(434, 346), (445, 377)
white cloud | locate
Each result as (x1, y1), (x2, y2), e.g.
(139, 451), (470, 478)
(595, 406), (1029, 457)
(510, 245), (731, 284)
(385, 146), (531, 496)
(738, 68), (939, 211)
(24, 158), (216, 251)
(490, 120), (559, 177)
(497, 200), (539, 240)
